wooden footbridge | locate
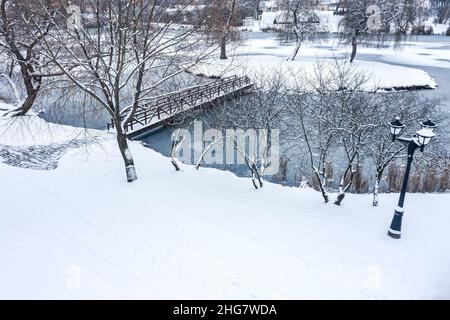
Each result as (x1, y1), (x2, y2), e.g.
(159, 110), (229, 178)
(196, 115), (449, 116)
(107, 75), (253, 140)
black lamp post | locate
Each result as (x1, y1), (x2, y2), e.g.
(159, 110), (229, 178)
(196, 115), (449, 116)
(387, 118), (437, 239)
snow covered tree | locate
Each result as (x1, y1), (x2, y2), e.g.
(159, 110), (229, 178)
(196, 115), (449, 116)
(367, 93), (442, 206)
(327, 63), (379, 205)
(340, 0), (426, 62)
(385, 0), (429, 45)
(432, 0), (449, 24)
(206, 0), (238, 60)
(289, 60), (377, 205)
(0, 0), (65, 116)
(201, 72), (286, 189)
(278, 0), (320, 61)
(339, 0), (384, 63)
(287, 63), (336, 203)
(240, 0), (262, 19)
(35, 0), (212, 182)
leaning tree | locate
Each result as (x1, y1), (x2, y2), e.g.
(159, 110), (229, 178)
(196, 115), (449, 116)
(278, 0), (321, 61)
(206, 0), (238, 60)
(0, 0), (66, 116)
(340, 0), (424, 63)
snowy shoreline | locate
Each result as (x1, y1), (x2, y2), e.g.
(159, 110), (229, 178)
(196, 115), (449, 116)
(1, 115), (449, 299)
(189, 37), (440, 92)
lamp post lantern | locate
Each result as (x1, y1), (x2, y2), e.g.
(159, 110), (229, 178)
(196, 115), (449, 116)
(387, 118), (437, 239)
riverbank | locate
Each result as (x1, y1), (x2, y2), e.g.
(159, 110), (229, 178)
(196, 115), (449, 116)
(189, 36), (439, 92)
(1, 114), (449, 299)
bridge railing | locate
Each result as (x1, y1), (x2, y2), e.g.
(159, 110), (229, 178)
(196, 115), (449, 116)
(107, 75), (252, 132)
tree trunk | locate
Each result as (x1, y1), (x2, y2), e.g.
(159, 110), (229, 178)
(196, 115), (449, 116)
(252, 163), (263, 189)
(313, 169), (329, 203)
(334, 162), (357, 206)
(116, 126), (137, 183)
(372, 179), (380, 207)
(220, 37), (227, 60)
(171, 139), (183, 171)
(372, 169), (384, 206)
(334, 192), (346, 206)
(220, 0), (236, 60)
(255, 0), (260, 20)
(8, 59), (14, 78)
(171, 159), (181, 171)
(350, 37), (357, 63)
(288, 42), (301, 61)
(8, 63), (41, 117)
(11, 89), (38, 117)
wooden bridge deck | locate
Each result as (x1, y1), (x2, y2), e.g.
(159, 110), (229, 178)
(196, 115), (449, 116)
(107, 75), (253, 140)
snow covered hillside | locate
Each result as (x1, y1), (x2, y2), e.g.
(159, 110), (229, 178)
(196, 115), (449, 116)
(1, 116), (449, 299)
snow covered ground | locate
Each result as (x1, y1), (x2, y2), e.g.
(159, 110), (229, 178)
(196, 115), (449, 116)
(191, 36), (447, 90)
(1, 115), (450, 299)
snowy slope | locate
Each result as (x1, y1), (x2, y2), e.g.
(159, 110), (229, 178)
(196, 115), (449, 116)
(0, 113), (104, 146)
(1, 116), (449, 299)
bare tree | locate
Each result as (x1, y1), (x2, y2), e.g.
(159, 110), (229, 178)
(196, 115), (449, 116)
(0, 0), (65, 116)
(340, 0), (382, 63)
(330, 67), (378, 205)
(287, 64), (335, 202)
(385, 0), (428, 45)
(433, 0), (450, 24)
(35, 0), (213, 182)
(206, 0), (238, 60)
(367, 93), (442, 206)
(200, 72), (286, 189)
(240, 0), (262, 19)
(278, 0), (320, 61)
(340, 0), (425, 63)
(289, 60), (375, 205)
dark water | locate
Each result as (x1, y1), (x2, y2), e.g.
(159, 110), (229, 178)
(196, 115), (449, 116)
(142, 35), (450, 188)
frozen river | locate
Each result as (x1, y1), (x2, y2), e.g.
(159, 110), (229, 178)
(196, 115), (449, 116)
(34, 33), (450, 186)
(141, 34), (450, 187)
